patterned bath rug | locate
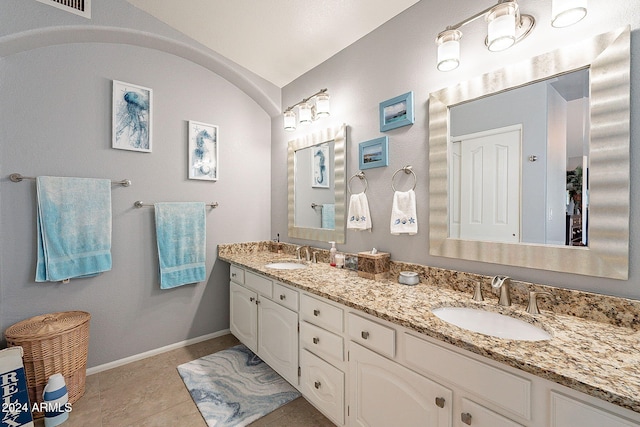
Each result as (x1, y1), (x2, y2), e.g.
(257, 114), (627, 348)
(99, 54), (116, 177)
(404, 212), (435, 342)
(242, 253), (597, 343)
(177, 344), (301, 427)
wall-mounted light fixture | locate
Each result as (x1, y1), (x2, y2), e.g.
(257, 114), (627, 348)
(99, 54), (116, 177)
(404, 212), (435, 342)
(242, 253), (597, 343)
(436, 0), (587, 72)
(551, 0), (588, 28)
(283, 88), (330, 131)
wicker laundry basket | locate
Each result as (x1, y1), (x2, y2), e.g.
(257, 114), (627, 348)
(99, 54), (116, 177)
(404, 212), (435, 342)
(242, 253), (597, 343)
(5, 311), (90, 417)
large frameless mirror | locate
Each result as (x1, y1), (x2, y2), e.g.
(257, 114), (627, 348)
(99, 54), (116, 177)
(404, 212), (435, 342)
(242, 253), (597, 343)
(428, 27), (630, 279)
(288, 124), (347, 243)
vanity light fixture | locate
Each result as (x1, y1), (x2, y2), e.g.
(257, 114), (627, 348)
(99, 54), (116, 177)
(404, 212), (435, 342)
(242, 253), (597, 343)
(283, 88), (330, 131)
(551, 0), (588, 28)
(436, 0), (535, 71)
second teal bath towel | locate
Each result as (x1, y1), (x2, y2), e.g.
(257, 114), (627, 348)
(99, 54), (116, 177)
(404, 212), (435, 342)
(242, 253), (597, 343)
(154, 202), (206, 289)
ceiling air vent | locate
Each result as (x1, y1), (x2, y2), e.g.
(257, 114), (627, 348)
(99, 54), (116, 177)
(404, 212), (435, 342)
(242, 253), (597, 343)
(36, 0), (91, 19)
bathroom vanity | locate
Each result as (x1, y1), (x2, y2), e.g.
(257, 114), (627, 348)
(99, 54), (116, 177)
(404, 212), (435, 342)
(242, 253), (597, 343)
(221, 242), (640, 427)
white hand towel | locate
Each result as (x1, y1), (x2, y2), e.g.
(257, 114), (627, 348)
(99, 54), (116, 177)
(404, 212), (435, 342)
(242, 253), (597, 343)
(390, 189), (417, 235)
(347, 192), (372, 231)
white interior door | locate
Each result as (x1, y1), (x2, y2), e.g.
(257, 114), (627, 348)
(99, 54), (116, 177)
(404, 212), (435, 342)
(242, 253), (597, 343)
(452, 125), (521, 242)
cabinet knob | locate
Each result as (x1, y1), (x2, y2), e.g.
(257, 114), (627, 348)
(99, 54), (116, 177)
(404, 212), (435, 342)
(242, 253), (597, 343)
(435, 397), (445, 408)
(461, 412), (472, 425)
(280, 294), (286, 300)
(231, 273), (237, 277)
(313, 337), (319, 344)
(256, 299), (261, 304)
(314, 381), (321, 389)
(249, 297), (255, 302)
(361, 331), (370, 340)
(313, 309), (320, 316)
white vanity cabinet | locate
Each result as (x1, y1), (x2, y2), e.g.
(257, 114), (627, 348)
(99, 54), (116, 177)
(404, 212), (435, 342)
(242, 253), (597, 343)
(229, 266), (299, 386)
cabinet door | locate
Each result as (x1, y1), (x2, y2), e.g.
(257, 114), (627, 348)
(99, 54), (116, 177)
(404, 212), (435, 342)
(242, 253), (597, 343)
(258, 297), (298, 385)
(349, 342), (452, 427)
(230, 282), (258, 353)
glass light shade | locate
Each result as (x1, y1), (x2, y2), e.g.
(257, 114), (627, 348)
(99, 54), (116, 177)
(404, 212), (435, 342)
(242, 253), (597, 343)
(436, 29), (462, 72)
(552, 0), (587, 27)
(315, 93), (330, 117)
(486, 3), (516, 52)
(284, 110), (296, 131)
(298, 102), (312, 125)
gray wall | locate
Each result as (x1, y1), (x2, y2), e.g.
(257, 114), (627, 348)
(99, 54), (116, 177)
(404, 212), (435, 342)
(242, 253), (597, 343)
(273, 0), (640, 300)
(0, 1), (272, 367)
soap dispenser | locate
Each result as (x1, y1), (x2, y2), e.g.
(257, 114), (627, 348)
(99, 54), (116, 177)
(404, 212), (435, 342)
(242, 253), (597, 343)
(329, 241), (337, 266)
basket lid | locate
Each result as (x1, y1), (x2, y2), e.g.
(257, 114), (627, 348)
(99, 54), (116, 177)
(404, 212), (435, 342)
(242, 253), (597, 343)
(5, 311), (90, 339)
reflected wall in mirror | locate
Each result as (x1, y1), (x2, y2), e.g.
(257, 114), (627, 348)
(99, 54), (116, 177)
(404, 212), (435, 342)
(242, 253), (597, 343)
(449, 69), (589, 247)
(288, 124), (347, 243)
(429, 27), (629, 279)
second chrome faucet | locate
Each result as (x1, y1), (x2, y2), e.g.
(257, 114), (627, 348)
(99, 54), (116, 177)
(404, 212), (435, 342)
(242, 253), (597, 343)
(491, 275), (511, 306)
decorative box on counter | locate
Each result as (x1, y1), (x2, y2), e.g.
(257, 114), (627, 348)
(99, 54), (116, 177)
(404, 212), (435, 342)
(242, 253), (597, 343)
(357, 250), (390, 280)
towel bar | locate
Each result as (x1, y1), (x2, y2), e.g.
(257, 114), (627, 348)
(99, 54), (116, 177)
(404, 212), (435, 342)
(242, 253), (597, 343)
(134, 201), (219, 209)
(9, 173), (131, 187)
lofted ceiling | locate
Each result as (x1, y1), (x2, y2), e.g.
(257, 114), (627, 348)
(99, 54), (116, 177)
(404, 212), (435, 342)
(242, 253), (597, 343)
(126, 0), (420, 88)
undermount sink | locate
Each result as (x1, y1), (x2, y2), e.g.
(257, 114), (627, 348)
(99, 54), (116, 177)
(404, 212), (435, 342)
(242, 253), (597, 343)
(432, 306), (551, 341)
(264, 262), (307, 270)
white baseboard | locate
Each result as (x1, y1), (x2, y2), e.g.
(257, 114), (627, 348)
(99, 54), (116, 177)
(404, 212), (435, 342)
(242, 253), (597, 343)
(86, 329), (231, 375)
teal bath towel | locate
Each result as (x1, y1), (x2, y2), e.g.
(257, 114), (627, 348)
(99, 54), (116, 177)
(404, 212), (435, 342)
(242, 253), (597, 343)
(154, 202), (206, 289)
(36, 176), (112, 282)
(322, 203), (335, 229)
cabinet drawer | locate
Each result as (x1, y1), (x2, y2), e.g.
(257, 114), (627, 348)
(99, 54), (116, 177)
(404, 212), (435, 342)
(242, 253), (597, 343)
(550, 392), (638, 427)
(300, 321), (344, 362)
(404, 333), (531, 420)
(300, 349), (345, 426)
(348, 313), (395, 359)
(273, 282), (299, 312)
(245, 271), (272, 298)
(461, 398), (523, 427)
(300, 294), (343, 333)
(230, 264), (244, 284)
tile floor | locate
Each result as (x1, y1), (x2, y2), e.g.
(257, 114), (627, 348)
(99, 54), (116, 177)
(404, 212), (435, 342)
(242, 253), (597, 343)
(34, 334), (335, 427)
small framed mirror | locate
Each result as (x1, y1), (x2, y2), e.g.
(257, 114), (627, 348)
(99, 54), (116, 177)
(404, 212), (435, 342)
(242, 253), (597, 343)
(288, 124), (347, 243)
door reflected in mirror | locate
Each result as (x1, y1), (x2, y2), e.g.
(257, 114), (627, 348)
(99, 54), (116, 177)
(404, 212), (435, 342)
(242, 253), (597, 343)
(449, 69), (589, 247)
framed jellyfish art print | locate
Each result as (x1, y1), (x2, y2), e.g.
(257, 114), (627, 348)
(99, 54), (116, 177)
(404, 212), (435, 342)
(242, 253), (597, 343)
(188, 120), (219, 181)
(112, 80), (153, 152)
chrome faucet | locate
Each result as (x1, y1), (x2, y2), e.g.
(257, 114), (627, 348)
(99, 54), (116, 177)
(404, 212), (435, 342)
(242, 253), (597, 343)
(491, 275), (511, 306)
(296, 245), (310, 261)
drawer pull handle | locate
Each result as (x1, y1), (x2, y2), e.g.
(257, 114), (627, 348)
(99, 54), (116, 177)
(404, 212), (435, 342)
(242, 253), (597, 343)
(313, 309), (320, 316)
(361, 331), (370, 339)
(461, 412), (472, 425)
(280, 294), (286, 300)
(314, 381), (321, 389)
(231, 273), (237, 277)
(435, 397), (445, 408)
(256, 299), (261, 304)
(312, 337), (319, 344)
(249, 297), (255, 302)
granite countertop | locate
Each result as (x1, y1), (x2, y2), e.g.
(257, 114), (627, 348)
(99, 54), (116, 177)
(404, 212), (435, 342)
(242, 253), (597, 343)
(218, 245), (640, 414)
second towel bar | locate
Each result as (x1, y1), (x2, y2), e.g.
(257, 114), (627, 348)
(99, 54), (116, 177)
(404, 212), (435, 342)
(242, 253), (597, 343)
(134, 201), (219, 209)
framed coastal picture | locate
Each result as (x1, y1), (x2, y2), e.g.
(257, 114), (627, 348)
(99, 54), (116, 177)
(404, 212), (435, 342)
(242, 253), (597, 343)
(379, 91), (414, 132)
(311, 143), (330, 188)
(112, 80), (152, 152)
(359, 136), (389, 170)
(188, 120), (219, 181)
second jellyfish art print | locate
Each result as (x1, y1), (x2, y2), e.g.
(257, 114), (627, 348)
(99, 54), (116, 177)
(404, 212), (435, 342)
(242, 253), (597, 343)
(112, 80), (152, 152)
(188, 121), (219, 181)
